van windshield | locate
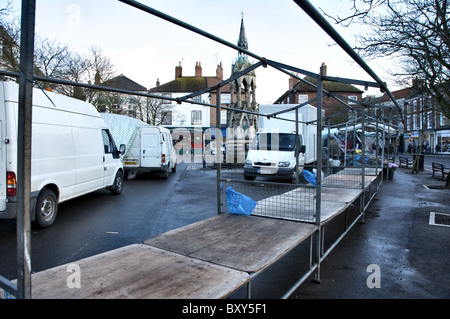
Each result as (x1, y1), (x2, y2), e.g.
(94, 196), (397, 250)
(250, 133), (299, 151)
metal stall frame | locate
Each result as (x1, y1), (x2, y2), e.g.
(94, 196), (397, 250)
(1, 0), (404, 299)
(0, 0), (36, 300)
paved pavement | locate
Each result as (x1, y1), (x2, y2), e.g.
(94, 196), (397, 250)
(290, 165), (450, 298)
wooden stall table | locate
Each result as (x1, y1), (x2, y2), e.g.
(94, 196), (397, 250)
(29, 244), (249, 299)
(144, 214), (317, 274)
(321, 187), (363, 204)
(337, 167), (380, 176)
(323, 173), (377, 189)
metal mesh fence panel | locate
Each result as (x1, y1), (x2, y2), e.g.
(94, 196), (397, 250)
(221, 179), (317, 223)
(321, 166), (381, 189)
(220, 166), (382, 223)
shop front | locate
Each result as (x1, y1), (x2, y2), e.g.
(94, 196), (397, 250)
(436, 129), (450, 153)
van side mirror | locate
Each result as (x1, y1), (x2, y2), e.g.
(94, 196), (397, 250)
(119, 144), (126, 155)
(299, 145), (306, 153)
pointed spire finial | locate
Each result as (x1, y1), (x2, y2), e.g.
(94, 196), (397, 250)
(237, 12), (248, 55)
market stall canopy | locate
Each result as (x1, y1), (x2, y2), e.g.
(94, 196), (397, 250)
(324, 122), (398, 136)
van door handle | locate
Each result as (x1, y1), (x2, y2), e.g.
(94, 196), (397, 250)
(104, 167), (107, 171)
(143, 150), (145, 154)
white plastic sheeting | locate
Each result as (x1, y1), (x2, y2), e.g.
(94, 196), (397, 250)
(101, 113), (150, 151)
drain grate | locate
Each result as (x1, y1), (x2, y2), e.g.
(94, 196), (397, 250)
(429, 212), (450, 228)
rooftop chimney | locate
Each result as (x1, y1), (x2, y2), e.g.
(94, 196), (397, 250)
(289, 74), (300, 89)
(156, 78), (160, 87)
(320, 63), (327, 77)
(412, 78), (424, 89)
(195, 62), (202, 78)
(216, 62), (223, 80)
(175, 62), (182, 79)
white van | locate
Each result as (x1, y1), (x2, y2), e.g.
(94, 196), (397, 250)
(0, 81), (125, 228)
(101, 113), (177, 179)
(244, 104), (317, 182)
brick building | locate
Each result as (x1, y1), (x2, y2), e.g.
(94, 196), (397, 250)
(275, 63), (363, 125)
(98, 74), (148, 119)
(373, 79), (450, 153)
(149, 15), (256, 159)
(149, 61), (231, 156)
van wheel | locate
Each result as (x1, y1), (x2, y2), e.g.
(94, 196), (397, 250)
(172, 164), (177, 173)
(244, 174), (256, 181)
(34, 189), (58, 228)
(289, 169), (298, 184)
(160, 168), (169, 179)
(110, 170), (124, 195)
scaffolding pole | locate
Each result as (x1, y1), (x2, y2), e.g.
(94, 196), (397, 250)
(216, 88), (222, 215)
(313, 76), (323, 283)
(16, 0), (36, 299)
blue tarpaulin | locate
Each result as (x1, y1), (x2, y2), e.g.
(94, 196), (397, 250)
(226, 187), (257, 216)
(302, 170), (317, 186)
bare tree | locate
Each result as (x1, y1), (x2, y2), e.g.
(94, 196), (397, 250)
(93, 91), (124, 114)
(146, 97), (174, 125)
(84, 46), (116, 104)
(1, 14), (116, 103)
(57, 51), (89, 100)
(0, 0), (14, 24)
(131, 95), (147, 122)
(322, 0), (450, 118)
(0, 18), (20, 73)
(323, 0), (450, 187)
(34, 36), (70, 89)
(320, 0), (388, 26)
(86, 45), (115, 85)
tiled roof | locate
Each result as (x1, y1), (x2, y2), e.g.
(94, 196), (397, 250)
(294, 76), (363, 93)
(102, 74), (147, 92)
(379, 87), (412, 102)
(150, 76), (230, 93)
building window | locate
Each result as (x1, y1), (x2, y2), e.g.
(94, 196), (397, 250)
(152, 93), (172, 105)
(221, 94), (231, 104)
(298, 95), (308, 104)
(161, 110), (172, 125)
(221, 110), (227, 125)
(192, 95), (202, 103)
(191, 110), (202, 125)
(418, 113), (421, 129)
(427, 111), (432, 129)
(348, 96), (357, 105)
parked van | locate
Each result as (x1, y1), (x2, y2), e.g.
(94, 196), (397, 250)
(244, 104), (317, 182)
(101, 113), (177, 179)
(0, 81), (125, 228)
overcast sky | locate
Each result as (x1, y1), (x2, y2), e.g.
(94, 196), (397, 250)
(8, 0), (398, 103)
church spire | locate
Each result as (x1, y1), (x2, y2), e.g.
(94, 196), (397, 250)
(237, 12), (248, 55)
